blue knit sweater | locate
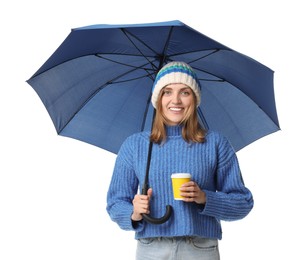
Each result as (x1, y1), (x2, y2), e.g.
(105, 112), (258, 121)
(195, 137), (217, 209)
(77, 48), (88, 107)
(106, 125), (253, 240)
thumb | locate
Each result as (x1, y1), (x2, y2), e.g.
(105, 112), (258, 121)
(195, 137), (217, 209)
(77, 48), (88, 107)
(147, 188), (153, 198)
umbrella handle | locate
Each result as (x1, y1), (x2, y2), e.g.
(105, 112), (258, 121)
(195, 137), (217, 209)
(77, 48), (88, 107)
(142, 205), (173, 224)
(141, 184), (173, 224)
(141, 135), (173, 225)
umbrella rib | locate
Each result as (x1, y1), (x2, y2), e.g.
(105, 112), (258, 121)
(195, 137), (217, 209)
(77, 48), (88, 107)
(121, 28), (159, 72)
(121, 25), (175, 72)
(167, 49), (228, 83)
(170, 48), (220, 60)
(197, 108), (209, 130)
(58, 62), (157, 134)
(158, 26), (174, 68)
(106, 71), (156, 85)
(96, 53), (159, 83)
(96, 52), (157, 59)
(122, 28), (160, 55)
(95, 53), (157, 75)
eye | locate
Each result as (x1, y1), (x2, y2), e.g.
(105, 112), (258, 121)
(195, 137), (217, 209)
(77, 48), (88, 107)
(181, 90), (191, 96)
(163, 89), (172, 96)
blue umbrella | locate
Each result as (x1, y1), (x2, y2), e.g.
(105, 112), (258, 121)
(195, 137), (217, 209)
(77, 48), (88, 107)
(27, 20), (279, 154)
(27, 20), (280, 224)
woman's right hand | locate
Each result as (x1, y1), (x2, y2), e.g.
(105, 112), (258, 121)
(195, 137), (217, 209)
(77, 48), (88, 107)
(131, 188), (152, 221)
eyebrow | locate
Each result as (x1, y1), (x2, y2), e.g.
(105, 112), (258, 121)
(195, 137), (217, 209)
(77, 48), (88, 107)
(163, 86), (191, 91)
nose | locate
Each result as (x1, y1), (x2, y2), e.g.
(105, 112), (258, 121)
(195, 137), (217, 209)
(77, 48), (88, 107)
(172, 92), (182, 104)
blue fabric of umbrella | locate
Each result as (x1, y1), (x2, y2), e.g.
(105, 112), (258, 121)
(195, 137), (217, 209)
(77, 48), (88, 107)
(27, 20), (280, 154)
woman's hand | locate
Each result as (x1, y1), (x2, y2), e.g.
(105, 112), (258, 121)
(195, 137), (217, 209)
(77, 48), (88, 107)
(131, 188), (152, 221)
(180, 181), (206, 204)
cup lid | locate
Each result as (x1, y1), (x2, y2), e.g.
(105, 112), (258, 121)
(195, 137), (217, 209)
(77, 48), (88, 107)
(171, 173), (191, 178)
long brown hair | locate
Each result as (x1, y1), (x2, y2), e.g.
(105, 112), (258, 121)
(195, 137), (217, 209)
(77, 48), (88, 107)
(150, 89), (207, 144)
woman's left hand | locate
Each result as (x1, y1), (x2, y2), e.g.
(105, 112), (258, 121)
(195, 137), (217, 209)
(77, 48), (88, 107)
(180, 181), (206, 204)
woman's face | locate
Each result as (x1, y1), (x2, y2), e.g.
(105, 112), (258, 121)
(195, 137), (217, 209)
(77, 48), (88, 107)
(161, 83), (194, 126)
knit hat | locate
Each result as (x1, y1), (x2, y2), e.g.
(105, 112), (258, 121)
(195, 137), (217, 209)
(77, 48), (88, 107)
(151, 61), (201, 108)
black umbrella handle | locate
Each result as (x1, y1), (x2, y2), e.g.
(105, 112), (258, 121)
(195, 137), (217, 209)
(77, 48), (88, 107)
(141, 185), (173, 224)
(142, 205), (173, 225)
(141, 107), (173, 225)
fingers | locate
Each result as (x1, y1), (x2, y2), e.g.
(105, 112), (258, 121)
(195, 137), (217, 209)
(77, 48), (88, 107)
(133, 195), (150, 209)
(180, 181), (198, 193)
(179, 181), (206, 204)
(179, 181), (197, 200)
(132, 190), (152, 219)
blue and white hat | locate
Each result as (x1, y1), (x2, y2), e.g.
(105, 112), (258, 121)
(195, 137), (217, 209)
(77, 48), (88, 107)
(151, 61), (201, 108)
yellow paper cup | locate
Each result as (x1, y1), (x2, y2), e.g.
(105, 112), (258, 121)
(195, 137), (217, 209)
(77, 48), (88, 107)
(171, 173), (191, 200)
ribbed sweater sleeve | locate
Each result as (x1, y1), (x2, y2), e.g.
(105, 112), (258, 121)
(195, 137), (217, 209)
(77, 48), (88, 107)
(106, 136), (144, 232)
(202, 134), (254, 220)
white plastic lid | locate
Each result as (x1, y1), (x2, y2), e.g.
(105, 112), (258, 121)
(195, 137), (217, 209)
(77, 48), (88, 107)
(171, 173), (191, 178)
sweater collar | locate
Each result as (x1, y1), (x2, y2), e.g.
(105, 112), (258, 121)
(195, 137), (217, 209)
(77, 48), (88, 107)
(165, 125), (183, 136)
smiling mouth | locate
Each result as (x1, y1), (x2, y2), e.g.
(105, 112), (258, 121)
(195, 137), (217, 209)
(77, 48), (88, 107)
(169, 107), (183, 111)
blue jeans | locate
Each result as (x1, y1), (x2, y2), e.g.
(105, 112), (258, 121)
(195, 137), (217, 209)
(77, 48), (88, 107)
(136, 236), (220, 260)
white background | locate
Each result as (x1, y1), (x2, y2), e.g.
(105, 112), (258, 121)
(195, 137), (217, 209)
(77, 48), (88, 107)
(1, 0), (305, 259)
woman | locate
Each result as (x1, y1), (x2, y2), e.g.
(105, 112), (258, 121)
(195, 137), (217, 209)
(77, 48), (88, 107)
(107, 61), (254, 259)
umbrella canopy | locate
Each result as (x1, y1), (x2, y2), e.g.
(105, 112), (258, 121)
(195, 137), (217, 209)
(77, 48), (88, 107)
(27, 20), (280, 154)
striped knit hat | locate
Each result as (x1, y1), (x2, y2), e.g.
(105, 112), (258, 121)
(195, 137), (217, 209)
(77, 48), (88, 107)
(151, 61), (201, 108)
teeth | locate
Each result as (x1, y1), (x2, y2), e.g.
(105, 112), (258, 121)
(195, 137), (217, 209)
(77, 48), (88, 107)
(169, 107), (182, 111)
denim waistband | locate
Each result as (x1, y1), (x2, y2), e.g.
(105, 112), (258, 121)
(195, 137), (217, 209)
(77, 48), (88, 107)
(142, 236), (195, 243)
